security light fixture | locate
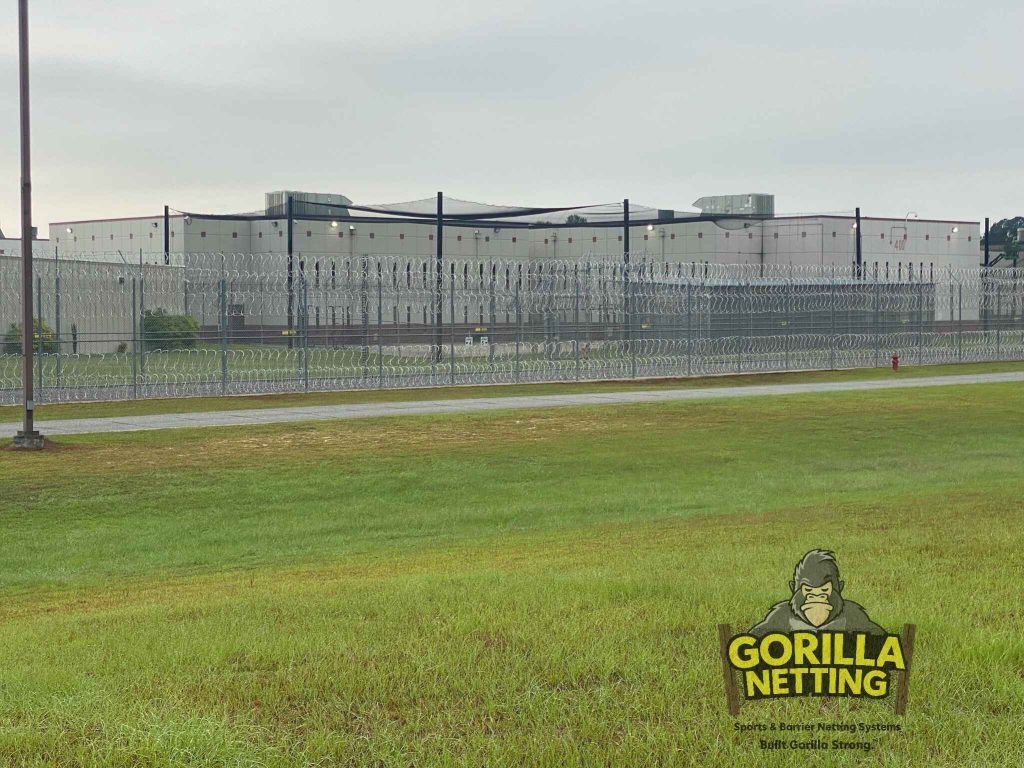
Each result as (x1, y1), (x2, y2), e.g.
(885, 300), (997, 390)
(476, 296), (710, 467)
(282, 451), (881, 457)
(647, 224), (654, 231)
(348, 225), (356, 232)
(330, 221), (339, 228)
(183, 215), (192, 225)
(65, 226), (73, 234)
(952, 226), (959, 233)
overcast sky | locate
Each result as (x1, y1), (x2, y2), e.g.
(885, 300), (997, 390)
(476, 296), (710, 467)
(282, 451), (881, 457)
(0, 1), (1020, 235)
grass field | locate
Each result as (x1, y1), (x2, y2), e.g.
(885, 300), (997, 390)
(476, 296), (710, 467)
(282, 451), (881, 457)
(3, 359), (1023, 423)
(1, 380), (1022, 766)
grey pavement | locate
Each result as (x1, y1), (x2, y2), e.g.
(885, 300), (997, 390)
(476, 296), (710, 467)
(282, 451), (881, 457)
(2, 371), (1022, 438)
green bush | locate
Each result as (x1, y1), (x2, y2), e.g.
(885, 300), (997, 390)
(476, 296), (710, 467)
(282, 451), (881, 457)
(2, 320), (58, 354)
(142, 309), (200, 351)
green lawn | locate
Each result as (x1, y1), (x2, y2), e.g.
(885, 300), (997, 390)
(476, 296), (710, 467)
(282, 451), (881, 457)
(2, 359), (1023, 423)
(0, 382), (1022, 766)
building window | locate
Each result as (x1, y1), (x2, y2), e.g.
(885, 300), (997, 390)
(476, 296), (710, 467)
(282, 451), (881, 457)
(832, 232), (836, 237)
(670, 233), (675, 240)
(369, 233), (375, 239)
(149, 232), (153, 239)
(925, 235), (929, 240)
(544, 238), (548, 244)
(567, 237), (573, 243)
(399, 233), (405, 240)
(512, 236), (517, 243)
(644, 234), (649, 241)
(698, 232), (703, 239)
(947, 235), (951, 241)
(801, 232), (806, 238)
(91, 235), (95, 241)
(110, 234), (114, 240)
(278, 230), (282, 237)
(774, 233), (778, 239)
(459, 235), (463, 242)
(129, 233), (134, 240)
(748, 232), (753, 239)
(968, 236), (972, 242)
(429, 234), (434, 241)
(232, 232), (238, 239)
(338, 231), (343, 238)
(258, 232), (263, 239)
(880, 233), (885, 239)
(306, 230), (312, 237)
(201, 231), (207, 238)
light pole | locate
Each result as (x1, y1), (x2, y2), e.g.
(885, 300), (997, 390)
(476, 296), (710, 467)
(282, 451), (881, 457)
(14, 0), (43, 449)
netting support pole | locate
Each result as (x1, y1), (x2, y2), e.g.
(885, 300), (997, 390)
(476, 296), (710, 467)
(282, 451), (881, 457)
(489, 262), (496, 370)
(139, 250), (146, 377)
(302, 273), (309, 392)
(785, 266), (792, 370)
(163, 205), (170, 265)
(874, 280), (881, 369)
(855, 207), (862, 279)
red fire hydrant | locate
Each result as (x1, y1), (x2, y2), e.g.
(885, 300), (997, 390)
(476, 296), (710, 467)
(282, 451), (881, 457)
(891, 352), (900, 372)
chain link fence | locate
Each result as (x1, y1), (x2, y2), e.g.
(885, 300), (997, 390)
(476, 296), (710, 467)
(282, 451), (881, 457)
(1, 252), (1023, 404)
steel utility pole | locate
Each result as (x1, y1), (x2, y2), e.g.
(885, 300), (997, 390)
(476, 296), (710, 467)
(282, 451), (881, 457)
(14, 0), (43, 449)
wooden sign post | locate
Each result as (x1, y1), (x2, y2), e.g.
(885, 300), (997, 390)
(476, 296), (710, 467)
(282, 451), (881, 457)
(894, 623), (916, 715)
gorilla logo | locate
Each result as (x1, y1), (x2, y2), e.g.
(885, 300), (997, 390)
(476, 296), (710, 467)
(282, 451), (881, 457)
(749, 550), (886, 636)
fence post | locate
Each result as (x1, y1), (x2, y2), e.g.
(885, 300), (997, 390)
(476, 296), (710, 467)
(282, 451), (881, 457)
(377, 261), (383, 389)
(829, 266), (836, 370)
(35, 275), (43, 396)
(996, 283), (1002, 359)
(139, 257), (146, 378)
(515, 269), (522, 383)
(219, 276), (228, 395)
(489, 261), (496, 371)
(785, 266), (792, 370)
(54, 269), (61, 392)
(917, 281), (924, 365)
(957, 281), (963, 362)
(686, 280), (693, 377)
(131, 277), (138, 399)
(574, 264), (580, 381)
(360, 257), (369, 383)
(874, 279), (881, 369)
(449, 263), (456, 385)
(302, 273), (309, 392)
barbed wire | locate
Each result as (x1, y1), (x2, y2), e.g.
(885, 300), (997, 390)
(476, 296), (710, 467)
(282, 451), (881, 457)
(1, 252), (1022, 403)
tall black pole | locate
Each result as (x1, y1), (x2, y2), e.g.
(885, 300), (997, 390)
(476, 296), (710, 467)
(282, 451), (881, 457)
(15, 0), (42, 449)
(163, 205), (170, 265)
(286, 195), (294, 349)
(855, 207), (862, 278)
(434, 191), (443, 363)
(984, 217), (990, 267)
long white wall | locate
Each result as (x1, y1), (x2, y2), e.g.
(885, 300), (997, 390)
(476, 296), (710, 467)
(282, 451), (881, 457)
(46, 214), (981, 273)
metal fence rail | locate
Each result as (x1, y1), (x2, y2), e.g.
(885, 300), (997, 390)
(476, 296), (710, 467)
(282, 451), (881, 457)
(1, 253), (1022, 404)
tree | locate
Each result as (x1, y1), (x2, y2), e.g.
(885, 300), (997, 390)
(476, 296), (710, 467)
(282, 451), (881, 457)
(565, 214), (589, 225)
(3, 320), (58, 354)
(982, 217), (1024, 247)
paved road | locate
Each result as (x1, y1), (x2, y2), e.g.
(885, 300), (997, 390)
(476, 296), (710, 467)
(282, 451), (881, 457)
(2, 371), (1021, 438)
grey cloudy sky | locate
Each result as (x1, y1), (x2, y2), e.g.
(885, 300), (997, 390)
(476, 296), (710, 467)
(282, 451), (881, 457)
(0, 0), (1020, 234)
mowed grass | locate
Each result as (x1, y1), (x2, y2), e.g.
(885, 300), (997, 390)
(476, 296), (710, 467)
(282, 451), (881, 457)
(2, 359), (1024, 423)
(0, 383), (1022, 766)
